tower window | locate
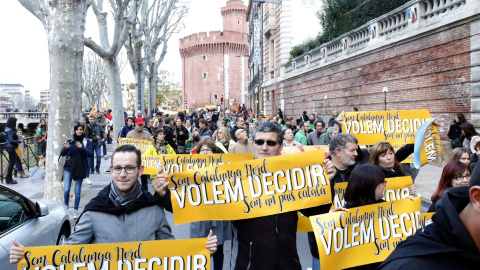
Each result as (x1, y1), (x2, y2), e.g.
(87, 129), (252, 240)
(238, 21), (241, 24)
(202, 55), (207, 61)
(202, 72), (208, 82)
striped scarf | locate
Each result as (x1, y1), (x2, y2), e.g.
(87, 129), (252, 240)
(108, 181), (143, 208)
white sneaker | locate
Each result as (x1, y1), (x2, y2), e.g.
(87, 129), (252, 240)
(84, 178), (92, 185)
(72, 209), (79, 219)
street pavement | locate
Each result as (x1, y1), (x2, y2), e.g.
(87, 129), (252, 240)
(2, 143), (443, 270)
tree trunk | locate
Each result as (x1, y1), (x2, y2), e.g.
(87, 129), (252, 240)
(106, 58), (124, 145)
(149, 62), (160, 112)
(43, 1), (88, 200)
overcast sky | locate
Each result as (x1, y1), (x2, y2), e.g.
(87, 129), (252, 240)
(0, 0), (241, 99)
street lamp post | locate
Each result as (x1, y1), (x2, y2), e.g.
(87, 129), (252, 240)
(382, 87), (388, 111)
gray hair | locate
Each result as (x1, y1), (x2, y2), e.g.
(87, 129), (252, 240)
(253, 122), (283, 144)
(329, 133), (358, 157)
(327, 127), (339, 136)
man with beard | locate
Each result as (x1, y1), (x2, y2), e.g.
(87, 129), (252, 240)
(193, 119), (213, 142)
(307, 120), (325, 145)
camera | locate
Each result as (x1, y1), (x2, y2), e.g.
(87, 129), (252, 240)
(66, 138), (75, 145)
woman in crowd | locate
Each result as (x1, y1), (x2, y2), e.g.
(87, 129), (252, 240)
(428, 161), (470, 212)
(191, 137), (231, 270)
(36, 118), (47, 137)
(185, 119), (194, 153)
(281, 128), (301, 147)
(451, 147), (471, 167)
(4, 117), (29, 184)
(460, 122), (479, 154)
(369, 141), (416, 196)
(470, 140), (480, 170)
(145, 129), (176, 156)
(448, 113), (466, 149)
(174, 118), (189, 154)
(60, 123), (93, 219)
(119, 117), (135, 138)
(341, 164), (387, 269)
(215, 127), (234, 153)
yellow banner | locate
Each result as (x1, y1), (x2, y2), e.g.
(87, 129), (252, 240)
(310, 198), (422, 270)
(342, 110), (432, 146)
(413, 117), (442, 168)
(17, 238), (210, 270)
(298, 176), (413, 233)
(141, 153), (254, 175)
(117, 138), (152, 154)
(169, 150), (332, 225)
(281, 145), (330, 155)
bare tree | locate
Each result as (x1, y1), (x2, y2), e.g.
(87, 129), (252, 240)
(83, 0), (136, 145)
(125, 0), (187, 116)
(17, 0), (88, 200)
(82, 49), (108, 108)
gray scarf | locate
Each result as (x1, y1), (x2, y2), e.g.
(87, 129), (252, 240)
(108, 181), (143, 208)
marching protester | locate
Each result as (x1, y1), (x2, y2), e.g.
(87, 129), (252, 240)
(10, 145), (218, 264)
(294, 121), (309, 146)
(229, 129), (254, 154)
(428, 161), (470, 212)
(145, 129), (176, 156)
(307, 120), (325, 145)
(4, 117), (29, 184)
(451, 147), (471, 167)
(281, 128), (301, 147)
(319, 126), (339, 145)
(230, 117), (246, 142)
(339, 164), (388, 270)
(215, 126), (235, 153)
(163, 117), (178, 151)
(193, 119), (213, 142)
(60, 123), (93, 219)
(173, 118), (189, 154)
(190, 138), (231, 270)
(119, 117), (135, 138)
(369, 141), (416, 196)
(88, 115), (105, 175)
(379, 163), (480, 269)
(448, 113), (466, 149)
(126, 117), (153, 190)
(461, 122), (479, 154)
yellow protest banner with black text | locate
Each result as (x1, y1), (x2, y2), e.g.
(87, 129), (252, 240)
(342, 110), (432, 146)
(17, 238), (210, 270)
(298, 176), (413, 233)
(117, 138), (152, 154)
(169, 150), (332, 225)
(142, 154), (254, 175)
(310, 198), (422, 270)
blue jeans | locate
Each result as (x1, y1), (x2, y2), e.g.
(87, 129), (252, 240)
(63, 169), (83, 210)
(312, 257), (320, 270)
(88, 143), (101, 171)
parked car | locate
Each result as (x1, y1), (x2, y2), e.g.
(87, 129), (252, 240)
(0, 185), (71, 270)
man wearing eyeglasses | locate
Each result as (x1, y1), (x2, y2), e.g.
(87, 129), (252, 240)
(10, 145), (218, 263)
(229, 129), (254, 154)
(230, 122), (335, 270)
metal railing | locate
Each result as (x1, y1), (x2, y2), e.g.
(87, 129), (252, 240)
(0, 112), (48, 119)
(0, 136), (40, 183)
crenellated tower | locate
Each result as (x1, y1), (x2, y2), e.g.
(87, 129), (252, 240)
(179, 0), (249, 109)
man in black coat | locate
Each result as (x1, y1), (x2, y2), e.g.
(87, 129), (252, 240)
(163, 117), (177, 152)
(378, 166), (480, 269)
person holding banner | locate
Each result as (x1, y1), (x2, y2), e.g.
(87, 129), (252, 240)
(10, 145), (218, 265)
(428, 161), (471, 212)
(215, 127), (235, 153)
(378, 167), (480, 269)
(190, 139), (232, 270)
(230, 122), (335, 270)
(145, 129), (176, 156)
(369, 142), (416, 196)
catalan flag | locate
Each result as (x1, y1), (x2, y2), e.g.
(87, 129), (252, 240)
(88, 106), (97, 117)
(233, 99), (239, 113)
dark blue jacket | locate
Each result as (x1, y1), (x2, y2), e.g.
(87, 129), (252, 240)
(60, 137), (93, 171)
(4, 127), (21, 148)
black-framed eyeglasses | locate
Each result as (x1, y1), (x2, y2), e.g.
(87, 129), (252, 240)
(111, 166), (138, 174)
(254, 139), (278, 146)
(453, 174), (470, 180)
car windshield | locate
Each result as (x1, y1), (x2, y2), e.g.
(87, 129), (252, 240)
(0, 189), (34, 234)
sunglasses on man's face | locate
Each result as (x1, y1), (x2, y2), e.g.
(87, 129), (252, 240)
(254, 139), (278, 146)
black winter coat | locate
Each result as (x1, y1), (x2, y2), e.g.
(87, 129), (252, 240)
(378, 187), (480, 269)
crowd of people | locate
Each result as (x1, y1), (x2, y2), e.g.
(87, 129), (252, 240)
(5, 107), (480, 269)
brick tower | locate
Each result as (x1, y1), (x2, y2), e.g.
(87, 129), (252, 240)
(179, 0), (248, 110)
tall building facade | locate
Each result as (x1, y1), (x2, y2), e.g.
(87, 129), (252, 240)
(246, 0), (323, 116)
(39, 89), (50, 107)
(180, 0), (249, 109)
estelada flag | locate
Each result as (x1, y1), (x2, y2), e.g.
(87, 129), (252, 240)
(88, 106), (97, 117)
(233, 99), (239, 113)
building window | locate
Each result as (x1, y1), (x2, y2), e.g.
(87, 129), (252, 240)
(202, 55), (207, 61)
(237, 21), (241, 24)
(202, 72), (207, 82)
(266, 91), (270, 101)
(269, 37), (275, 71)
